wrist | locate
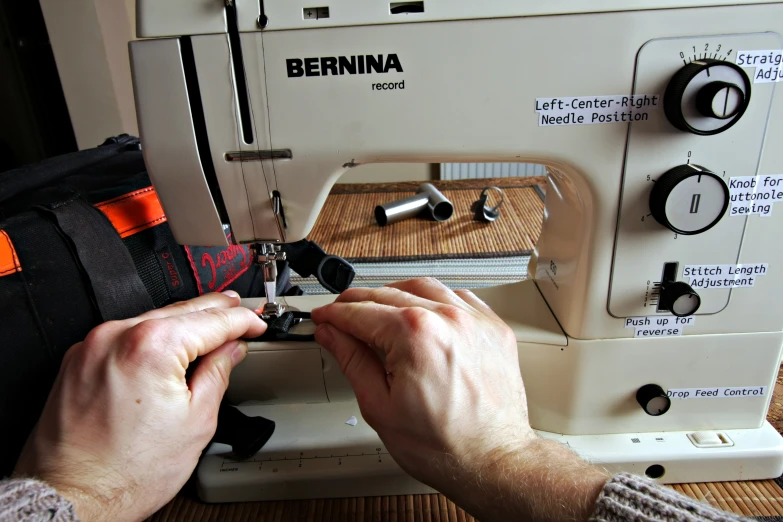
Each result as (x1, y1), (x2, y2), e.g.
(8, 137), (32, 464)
(443, 436), (610, 522)
(50, 482), (106, 522)
(13, 471), (115, 522)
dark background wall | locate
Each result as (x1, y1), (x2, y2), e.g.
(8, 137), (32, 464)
(0, 0), (76, 172)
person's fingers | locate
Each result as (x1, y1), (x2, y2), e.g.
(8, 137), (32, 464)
(385, 278), (474, 311)
(336, 286), (439, 311)
(189, 340), (247, 417)
(315, 324), (389, 417)
(130, 291), (242, 323)
(453, 289), (502, 320)
(311, 302), (409, 352)
(123, 306), (266, 370)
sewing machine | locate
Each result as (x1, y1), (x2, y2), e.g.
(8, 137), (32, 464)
(129, 0), (783, 503)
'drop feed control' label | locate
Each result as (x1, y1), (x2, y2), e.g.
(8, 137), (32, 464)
(683, 263), (769, 289)
(729, 175), (783, 216)
(535, 95), (661, 126)
(736, 50), (782, 83)
(667, 386), (768, 399)
(625, 316), (695, 338)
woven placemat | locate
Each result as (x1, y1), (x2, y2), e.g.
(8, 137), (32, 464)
(306, 178), (545, 262)
(671, 480), (783, 518)
(148, 494), (477, 522)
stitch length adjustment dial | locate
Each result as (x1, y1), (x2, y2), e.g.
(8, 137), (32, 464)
(664, 58), (751, 135)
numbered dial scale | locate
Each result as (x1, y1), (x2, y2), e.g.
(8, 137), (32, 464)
(649, 164), (730, 235)
(664, 58), (752, 135)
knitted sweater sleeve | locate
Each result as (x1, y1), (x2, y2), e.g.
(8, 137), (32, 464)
(0, 479), (78, 522)
(590, 472), (747, 522)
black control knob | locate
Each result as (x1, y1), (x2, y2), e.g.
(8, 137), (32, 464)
(659, 280), (701, 317)
(696, 80), (745, 120)
(664, 58), (751, 135)
(637, 384), (671, 417)
(650, 164), (729, 235)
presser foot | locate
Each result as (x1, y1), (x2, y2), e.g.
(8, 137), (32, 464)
(260, 302), (285, 320)
(250, 243), (287, 319)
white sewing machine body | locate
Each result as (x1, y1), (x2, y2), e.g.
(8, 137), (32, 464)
(130, 0), (783, 502)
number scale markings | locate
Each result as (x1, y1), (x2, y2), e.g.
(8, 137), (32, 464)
(220, 449), (391, 469)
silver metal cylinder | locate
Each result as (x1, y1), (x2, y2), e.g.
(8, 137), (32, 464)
(375, 193), (429, 226)
(417, 183), (454, 222)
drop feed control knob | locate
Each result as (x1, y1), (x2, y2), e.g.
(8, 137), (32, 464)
(637, 384), (671, 416)
(650, 164), (729, 235)
(658, 280), (701, 317)
(664, 58), (751, 135)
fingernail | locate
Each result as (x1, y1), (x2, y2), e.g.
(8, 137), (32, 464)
(314, 324), (333, 347)
(231, 341), (248, 368)
(222, 290), (240, 299)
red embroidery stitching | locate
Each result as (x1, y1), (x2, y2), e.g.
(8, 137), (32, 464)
(185, 238), (250, 295)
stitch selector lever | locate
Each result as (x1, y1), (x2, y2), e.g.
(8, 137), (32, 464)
(251, 243), (286, 319)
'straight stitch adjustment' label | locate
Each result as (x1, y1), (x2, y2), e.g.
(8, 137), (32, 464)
(736, 50), (782, 83)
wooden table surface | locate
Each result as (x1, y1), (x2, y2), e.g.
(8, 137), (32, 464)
(147, 367), (783, 521)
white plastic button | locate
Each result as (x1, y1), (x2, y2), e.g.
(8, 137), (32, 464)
(687, 431), (734, 448)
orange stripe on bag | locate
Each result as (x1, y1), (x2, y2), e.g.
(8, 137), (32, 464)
(0, 230), (21, 277)
(95, 186), (167, 238)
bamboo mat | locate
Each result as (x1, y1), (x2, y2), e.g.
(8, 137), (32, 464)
(306, 178), (545, 262)
(149, 493), (477, 522)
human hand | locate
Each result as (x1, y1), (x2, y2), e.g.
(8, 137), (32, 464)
(13, 291), (266, 522)
(311, 278), (607, 522)
(311, 279), (532, 485)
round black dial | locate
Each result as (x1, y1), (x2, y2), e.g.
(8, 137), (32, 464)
(664, 58), (751, 135)
(658, 281), (701, 317)
(637, 384), (671, 417)
(696, 80), (744, 119)
(649, 164), (729, 235)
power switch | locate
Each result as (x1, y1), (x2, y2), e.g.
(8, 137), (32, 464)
(687, 431), (734, 448)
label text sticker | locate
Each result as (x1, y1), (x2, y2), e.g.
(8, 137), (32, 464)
(535, 95), (660, 126)
(683, 263), (768, 289)
(729, 175), (783, 216)
(667, 386), (767, 399)
(736, 50), (782, 83)
(625, 316), (694, 338)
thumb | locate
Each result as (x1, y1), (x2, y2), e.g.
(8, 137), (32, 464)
(315, 324), (390, 411)
(189, 340), (247, 414)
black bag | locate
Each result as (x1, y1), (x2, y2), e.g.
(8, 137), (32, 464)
(0, 135), (274, 475)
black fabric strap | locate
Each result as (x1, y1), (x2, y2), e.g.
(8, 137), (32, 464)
(40, 196), (154, 320)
